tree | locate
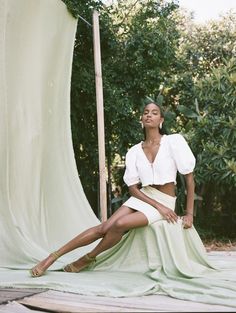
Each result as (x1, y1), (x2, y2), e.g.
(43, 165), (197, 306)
(163, 12), (236, 236)
(191, 58), (236, 237)
(64, 0), (180, 215)
(62, 1), (236, 238)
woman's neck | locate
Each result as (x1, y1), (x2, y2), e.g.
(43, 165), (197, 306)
(145, 129), (162, 144)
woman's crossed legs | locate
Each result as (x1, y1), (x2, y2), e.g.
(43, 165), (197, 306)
(30, 205), (148, 276)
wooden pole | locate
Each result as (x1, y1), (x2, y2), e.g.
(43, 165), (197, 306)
(93, 10), (107, 222)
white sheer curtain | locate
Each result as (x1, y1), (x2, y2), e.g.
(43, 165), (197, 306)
(0, 0), (100, 268)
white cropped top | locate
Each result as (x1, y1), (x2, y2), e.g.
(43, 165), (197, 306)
(123, 134), (196, 187)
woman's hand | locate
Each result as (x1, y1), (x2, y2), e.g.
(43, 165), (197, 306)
(156, 202), (178, 223)
(182, 214), (193, 229)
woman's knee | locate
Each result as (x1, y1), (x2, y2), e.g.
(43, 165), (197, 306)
(98, 217), (128, 236)
(97, 221), (110, 236)
(111, 218), (127, 233)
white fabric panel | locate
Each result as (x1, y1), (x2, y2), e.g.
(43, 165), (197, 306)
(0, 0), (99, 267)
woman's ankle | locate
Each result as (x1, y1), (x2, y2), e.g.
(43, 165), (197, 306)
(50, 251), (61, 260)
(85, 253), (96, 262)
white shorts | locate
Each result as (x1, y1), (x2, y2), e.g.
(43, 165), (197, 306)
(123, 186), (176, 224)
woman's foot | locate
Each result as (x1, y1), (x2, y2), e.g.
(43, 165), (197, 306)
(30, 251), (60, 277)
(63, 254), (96, 273)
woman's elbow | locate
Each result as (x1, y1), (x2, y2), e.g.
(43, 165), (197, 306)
(185, 172), (195, 188)
(128, 184), (140, 195)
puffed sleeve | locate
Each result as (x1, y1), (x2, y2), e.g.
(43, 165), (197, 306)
(123, 146), (141, 186)
(169, 134), (196, 174)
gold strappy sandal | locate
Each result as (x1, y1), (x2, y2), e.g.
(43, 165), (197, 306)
(63, 254), (96, 273)
(30, 251), (60, 278)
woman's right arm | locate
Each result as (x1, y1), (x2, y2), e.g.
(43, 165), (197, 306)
(128, 184), (178, 223)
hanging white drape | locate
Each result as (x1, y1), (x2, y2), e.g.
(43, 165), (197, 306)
(0, 0), (100, 267)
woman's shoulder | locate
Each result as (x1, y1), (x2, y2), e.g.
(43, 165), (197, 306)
(126, 142), (142, 155)
(165, 133), (188, 144)
(165, 133), (185, 140)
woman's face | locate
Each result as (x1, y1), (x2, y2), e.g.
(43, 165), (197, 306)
(141, 103), (164, 129)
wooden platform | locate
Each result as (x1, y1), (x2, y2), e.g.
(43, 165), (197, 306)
(0, 289), (235, 313)
(0, 288), (45, 305)
(0, 251), (235, 313)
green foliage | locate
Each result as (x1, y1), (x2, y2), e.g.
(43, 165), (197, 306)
(172, 10), (236, 77)
(68, 0), (180, 213)
(190, 59), (236, 232)
(166, 12), (236, 235)
(110, 0), (179, 101)
(61, 0), (102, 18)
(63, 0), (236, 236)
(61, 0), (80, 18)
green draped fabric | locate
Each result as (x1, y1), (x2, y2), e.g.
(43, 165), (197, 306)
(1, 221), (236, 308)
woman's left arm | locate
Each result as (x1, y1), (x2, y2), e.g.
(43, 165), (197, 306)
(182, 172), (195, 229)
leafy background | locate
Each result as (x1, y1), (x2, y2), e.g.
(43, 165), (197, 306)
(61, 0), (236, 239)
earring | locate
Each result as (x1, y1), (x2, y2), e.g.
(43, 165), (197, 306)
(140, 121), (144, 129)
(159, 122), (162, 130)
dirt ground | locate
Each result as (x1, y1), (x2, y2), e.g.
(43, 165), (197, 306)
(203, 239), (236, 252)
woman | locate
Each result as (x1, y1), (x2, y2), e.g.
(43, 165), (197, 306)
(30, 101), (195, 277)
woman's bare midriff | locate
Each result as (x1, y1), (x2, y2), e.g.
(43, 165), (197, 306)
(150, 182), (176, 197)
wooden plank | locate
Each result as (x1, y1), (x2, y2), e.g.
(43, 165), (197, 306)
(0, 288), (45, 305)
(0, 301), (44, 313)
(18, 289), (236, 313)
(93, 9), (107, 222)
(19, 297), (151, 312)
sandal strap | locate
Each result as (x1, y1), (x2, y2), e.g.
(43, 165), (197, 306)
(63, 255), (96, 273)
(51, 251), (60, 260)
(85, 253), (96, 262)
(64, 263), (80, 272)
